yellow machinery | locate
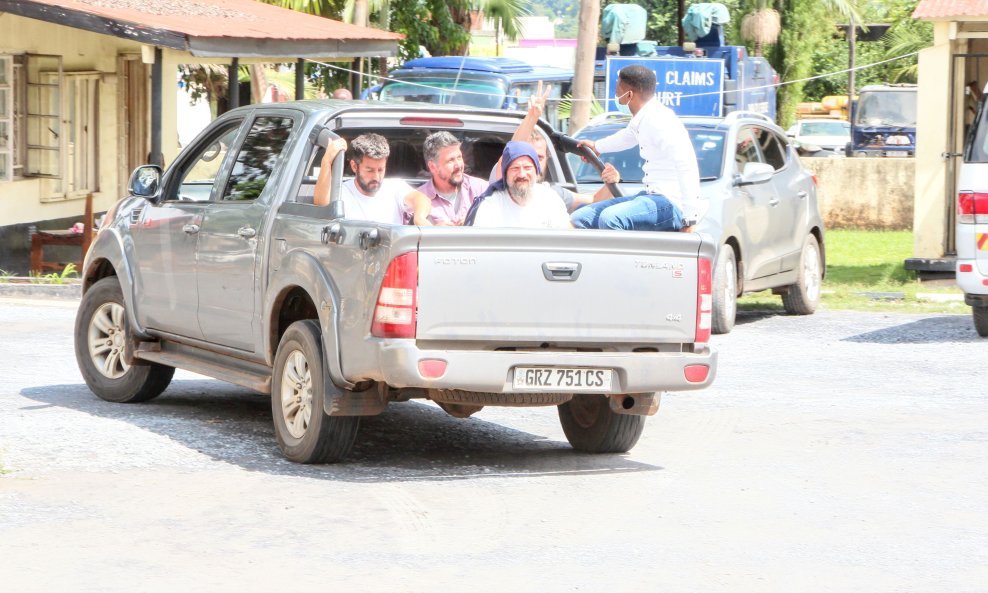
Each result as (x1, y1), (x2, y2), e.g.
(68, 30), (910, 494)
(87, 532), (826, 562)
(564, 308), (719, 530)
(796, 95), (851, 120)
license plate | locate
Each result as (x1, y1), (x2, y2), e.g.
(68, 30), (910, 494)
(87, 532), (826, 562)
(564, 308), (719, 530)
(512, 367), (613, 392)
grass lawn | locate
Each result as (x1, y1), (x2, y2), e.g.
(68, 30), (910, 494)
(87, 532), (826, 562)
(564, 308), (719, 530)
(738, 230), (969, 314)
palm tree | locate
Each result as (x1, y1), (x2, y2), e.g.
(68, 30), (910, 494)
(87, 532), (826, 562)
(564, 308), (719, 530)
(882, 21), (932, 83)
(480, 0), (531, 55)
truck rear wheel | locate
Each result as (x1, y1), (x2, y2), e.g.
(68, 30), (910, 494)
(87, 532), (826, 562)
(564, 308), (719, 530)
(973, 306), (988, 337)
(558, 395), (645, 453)
(782, 234), (822, 315)
(74, 277), (174, 403)
(272, 320), (359, 463)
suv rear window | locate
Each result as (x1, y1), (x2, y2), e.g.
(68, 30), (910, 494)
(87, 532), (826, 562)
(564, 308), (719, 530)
(966, 97), (988, 163)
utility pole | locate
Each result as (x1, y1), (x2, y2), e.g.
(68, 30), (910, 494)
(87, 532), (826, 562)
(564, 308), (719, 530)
(571, 0), (601, 132)
(678, 0), (685, 46)
(847, 13), (857, 125)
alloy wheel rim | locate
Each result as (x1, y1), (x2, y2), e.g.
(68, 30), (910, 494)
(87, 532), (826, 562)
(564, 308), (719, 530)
(724, 256), (737, 321)
(280, 350), (313, 439)
(88, 302), (130, 379)
(805, 243), (821, 302)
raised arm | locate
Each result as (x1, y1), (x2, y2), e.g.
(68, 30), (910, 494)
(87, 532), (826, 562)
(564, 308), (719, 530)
(492, 82), (553, 181)
(312, 138), (347, 207)
(405, 190), (434, 226)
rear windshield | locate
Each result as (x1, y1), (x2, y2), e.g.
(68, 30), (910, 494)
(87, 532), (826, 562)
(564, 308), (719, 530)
(380, 80), (507, 110)
(568, 127), (724, 183)
(966, 97), (988, 163)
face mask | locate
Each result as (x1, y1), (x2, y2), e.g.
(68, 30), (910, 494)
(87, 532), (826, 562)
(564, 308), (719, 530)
(615, 91), (632, 115)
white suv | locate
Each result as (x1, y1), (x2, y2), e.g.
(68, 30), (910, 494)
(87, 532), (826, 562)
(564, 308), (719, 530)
(957, 86), (988, 337)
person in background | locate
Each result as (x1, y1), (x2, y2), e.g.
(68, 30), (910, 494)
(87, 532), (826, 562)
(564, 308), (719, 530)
(571, 65), (702, 232)
(417, 131), (489, 225)
(313, 133), (432, 226)
(331, 87), (353, 100)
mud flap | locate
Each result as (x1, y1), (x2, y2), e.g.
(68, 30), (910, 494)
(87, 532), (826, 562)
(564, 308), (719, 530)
(324, 380), (389, 416)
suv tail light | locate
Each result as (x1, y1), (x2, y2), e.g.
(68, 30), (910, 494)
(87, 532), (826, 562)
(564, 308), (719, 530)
(371, 252), (418, 339)
(695, 257), (712, 344)
(958, 191), (988, 224)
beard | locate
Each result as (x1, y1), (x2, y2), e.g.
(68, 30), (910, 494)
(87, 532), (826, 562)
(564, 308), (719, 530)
(507, 178), (531, 202)
(355, 175), (381, 195)
(446, 169), (464, 187)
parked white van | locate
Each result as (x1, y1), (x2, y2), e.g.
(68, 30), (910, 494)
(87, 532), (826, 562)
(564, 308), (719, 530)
(957, 84), (988, 337)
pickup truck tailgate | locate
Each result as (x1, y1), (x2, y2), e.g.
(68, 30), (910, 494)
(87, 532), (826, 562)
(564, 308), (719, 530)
(415, 229), (705, 345)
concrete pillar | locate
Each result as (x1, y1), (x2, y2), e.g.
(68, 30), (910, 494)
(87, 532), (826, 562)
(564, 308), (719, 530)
(912, 24), (952, 259)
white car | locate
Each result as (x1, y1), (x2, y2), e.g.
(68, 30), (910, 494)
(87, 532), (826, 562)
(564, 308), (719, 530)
(570, 111), (826, 335)
(786, 119), (851, 156)
(957, 88), (988, 337)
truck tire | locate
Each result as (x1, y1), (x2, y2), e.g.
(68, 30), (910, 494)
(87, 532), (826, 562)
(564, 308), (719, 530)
(272, 320), (359, 463)
(712, 245), (738, 334)
(973, 306), (988, 338)
(74, 277), (174, 403)
(557, 394), (645, 453)
(782, 234), (822, 315)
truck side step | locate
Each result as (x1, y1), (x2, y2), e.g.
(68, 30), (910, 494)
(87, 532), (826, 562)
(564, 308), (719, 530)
(135, 343), (272, 394)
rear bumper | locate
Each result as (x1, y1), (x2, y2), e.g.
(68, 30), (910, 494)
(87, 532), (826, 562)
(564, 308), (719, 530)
(372, 342), (718, 393)
(957, 258), (988, 297)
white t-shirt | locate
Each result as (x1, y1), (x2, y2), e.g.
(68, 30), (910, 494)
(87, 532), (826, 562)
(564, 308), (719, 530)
(341, 178), (413, 224)
(471, 186), (571, 229)
(595, 98), (703, 221)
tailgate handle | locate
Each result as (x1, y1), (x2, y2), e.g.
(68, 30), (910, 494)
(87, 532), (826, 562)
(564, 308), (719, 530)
(542, 262), (581, 282)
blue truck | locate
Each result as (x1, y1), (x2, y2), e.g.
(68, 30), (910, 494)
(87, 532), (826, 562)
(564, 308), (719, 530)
(595, 2), (777, 119)
(846, 83), (917, 157)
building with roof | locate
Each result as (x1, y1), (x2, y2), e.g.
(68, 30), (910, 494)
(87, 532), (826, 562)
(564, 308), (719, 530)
(910, 0), (988, 270)
(0, 0), (401, 274)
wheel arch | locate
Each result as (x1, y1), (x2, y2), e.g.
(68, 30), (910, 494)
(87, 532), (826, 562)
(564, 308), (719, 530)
(809, 225), (826, 279)
(722, 236), (744, 294)
(82, 229), (150, 339)
(264, 251), (351, 389)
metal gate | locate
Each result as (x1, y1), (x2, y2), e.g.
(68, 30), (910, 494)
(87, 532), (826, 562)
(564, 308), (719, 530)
(947, 53), (988, 255)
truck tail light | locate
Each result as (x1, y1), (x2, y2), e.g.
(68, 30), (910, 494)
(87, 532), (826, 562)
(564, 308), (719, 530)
(958, 191), (988, 224)
(371, 252), (418, 339)
(696, 257), (712, 344)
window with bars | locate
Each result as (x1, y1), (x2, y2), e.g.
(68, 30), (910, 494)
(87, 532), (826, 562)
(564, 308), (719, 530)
(1, 53), (99, 196)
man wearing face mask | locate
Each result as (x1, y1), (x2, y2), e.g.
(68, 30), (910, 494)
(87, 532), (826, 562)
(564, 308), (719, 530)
(571, 65), (703, 232)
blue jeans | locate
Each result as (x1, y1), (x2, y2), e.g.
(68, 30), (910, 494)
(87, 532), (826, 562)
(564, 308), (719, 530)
(570, 191), (683, 231)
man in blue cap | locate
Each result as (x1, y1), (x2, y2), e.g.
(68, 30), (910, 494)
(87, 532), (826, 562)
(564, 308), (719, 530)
(466, 141), (572, 229)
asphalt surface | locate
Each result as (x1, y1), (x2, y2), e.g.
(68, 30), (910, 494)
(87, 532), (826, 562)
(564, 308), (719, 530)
(0, 295), (985, 592)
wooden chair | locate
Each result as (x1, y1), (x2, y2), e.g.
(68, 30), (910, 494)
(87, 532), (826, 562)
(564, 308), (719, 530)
(30, 193), (95, 274)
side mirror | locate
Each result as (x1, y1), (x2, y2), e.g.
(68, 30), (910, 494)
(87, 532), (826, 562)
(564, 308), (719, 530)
(735, 162), (774, 186)
(798, 143), (823, 155)
(128, 165), (162, 199)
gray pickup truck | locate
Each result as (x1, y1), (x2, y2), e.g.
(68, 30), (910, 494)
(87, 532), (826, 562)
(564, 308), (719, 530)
(73, 101), (717, 463)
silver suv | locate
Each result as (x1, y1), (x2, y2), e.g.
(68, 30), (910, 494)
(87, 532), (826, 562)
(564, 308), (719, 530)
(570, 111), (826, 334)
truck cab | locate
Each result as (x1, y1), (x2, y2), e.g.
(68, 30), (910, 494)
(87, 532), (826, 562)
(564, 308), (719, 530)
(847, 84), (917, 157)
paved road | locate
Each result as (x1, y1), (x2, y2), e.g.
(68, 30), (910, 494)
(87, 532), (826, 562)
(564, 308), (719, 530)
(0, 296), (985, 593)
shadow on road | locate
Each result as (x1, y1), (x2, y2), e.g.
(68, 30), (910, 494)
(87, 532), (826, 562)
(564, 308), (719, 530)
(19, 380), (660, 482)
(843, 315), (981, 344)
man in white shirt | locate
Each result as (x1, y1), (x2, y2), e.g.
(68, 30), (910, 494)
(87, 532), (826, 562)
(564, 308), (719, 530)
(313, 133), (432, 225)
(571, 65), (702, 232)
(467, 141), (571, 229)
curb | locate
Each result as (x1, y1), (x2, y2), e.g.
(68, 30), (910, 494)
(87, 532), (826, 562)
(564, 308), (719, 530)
(0, 283), (81, 300)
